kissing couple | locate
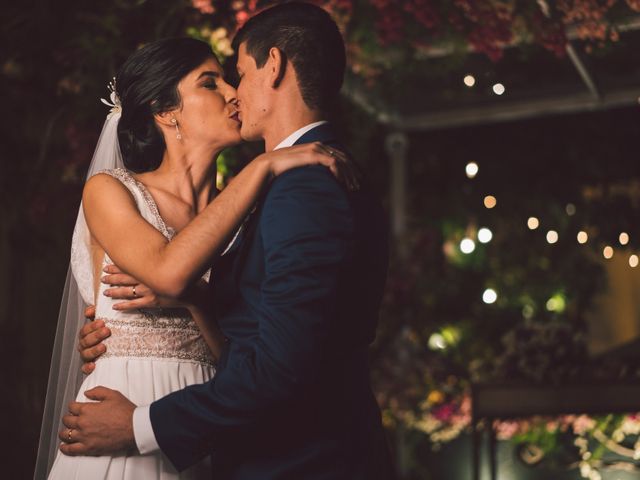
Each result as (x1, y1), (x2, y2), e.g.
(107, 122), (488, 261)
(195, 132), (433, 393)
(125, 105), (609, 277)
(36, 2), (394, 479)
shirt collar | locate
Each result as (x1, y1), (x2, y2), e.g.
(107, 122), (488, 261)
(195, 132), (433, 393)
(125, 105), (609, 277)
(273, 121), (329, 151)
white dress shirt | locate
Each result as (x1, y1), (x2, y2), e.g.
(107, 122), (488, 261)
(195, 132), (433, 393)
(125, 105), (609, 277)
(132, 120), (330, 455)
(273, 120), (328, 150)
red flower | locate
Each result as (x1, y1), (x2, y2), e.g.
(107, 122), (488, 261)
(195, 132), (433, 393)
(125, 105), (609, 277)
(432, 403), (456, 422)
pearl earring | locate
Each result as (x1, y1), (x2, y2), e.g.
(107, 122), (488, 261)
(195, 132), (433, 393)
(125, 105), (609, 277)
(171, 117), (182, 140)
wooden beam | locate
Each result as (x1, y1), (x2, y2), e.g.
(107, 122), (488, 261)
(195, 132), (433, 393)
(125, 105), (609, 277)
(566, 43), (601, 100)
(472, 383), (640, 418)
(343, 85), (640, 132)
(385, 132), (409, 249)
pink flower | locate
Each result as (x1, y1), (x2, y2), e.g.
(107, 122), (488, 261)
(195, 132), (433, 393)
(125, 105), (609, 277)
(191, 0), (214, 14)
(572, 415), (595, 436)
(236, 10), (249, 25)
(433, 403), (456, 422)
(495, 420), (520, 440)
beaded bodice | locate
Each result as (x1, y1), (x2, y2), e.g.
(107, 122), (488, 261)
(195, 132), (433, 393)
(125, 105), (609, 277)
(88, 168), (214, 366)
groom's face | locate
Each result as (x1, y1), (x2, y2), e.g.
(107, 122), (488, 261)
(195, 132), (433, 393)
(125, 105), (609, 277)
(235, 42), (271, 142)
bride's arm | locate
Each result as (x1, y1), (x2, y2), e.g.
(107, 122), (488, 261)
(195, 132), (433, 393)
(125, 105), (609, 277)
(83, 143), (350, 298)
(101, 270), (226, 358)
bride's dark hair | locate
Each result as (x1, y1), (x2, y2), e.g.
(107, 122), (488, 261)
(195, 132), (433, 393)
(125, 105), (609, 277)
(115, 38), (214, 173)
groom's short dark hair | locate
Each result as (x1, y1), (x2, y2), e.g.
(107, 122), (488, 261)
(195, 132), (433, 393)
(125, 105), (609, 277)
(232, 1), (346, 112)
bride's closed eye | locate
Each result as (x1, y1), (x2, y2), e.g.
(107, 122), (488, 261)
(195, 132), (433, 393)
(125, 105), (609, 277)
(203, 81), (217, 90)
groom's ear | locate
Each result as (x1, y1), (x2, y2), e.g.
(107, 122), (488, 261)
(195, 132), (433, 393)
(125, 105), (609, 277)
(267, 47), (287, 89)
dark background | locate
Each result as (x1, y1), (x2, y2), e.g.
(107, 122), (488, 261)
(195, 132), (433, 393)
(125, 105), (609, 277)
(4, 1), (640, 479)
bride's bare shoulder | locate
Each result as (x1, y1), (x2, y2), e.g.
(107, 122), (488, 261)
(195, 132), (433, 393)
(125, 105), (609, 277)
(82, 169), (136, 210)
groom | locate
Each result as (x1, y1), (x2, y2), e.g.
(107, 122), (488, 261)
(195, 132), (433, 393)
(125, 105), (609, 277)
(61, 3), (393, 479)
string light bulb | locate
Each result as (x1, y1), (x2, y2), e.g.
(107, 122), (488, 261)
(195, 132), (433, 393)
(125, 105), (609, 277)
(460, 238), (476, 254)
(546, 230), (559, 244)
(483, 288), (498, 304)
(465, 162), (479, 179)
(603, 246), (614, 259)
(619, 233), (630, 246)
(527, 217), (540, 230)
(630, 255), (639, 268)
(428, 333), (447, 350)
(478, 228), (493, 244)
(484, 195), (497, 209)
(464, 75), (476, 87)
(577, 231), (588, 244)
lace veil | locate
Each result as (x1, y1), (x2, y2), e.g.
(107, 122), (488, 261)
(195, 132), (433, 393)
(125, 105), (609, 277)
(33, 84), (124, 479)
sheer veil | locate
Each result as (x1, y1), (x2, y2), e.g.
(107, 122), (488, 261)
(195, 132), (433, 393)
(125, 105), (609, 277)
(34, 85), (124, 479)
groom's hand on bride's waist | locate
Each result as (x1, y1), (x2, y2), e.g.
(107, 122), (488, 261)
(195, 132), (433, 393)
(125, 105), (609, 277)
(58, 386), (137, 456)
(78, 306), (111, 374)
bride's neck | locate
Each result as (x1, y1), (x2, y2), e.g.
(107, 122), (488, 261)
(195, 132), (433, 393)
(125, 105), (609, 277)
(145, 146), (220, 212)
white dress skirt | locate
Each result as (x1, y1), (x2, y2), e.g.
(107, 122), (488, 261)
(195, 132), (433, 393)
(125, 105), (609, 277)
(47, 168), (216, 480)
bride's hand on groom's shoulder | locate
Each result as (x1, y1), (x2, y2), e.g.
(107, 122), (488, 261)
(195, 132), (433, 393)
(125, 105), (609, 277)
(258, 142), (361, 191)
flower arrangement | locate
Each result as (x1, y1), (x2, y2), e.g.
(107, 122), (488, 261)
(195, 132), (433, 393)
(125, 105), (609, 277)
(407, 389), (472, 448)
(493, 413), (640, 479)
(187, 0), (640, 82)
(383, 302), (640, 477)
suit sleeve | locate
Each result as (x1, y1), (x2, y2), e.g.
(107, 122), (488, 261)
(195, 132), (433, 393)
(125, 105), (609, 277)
(149, 166), (354, 471)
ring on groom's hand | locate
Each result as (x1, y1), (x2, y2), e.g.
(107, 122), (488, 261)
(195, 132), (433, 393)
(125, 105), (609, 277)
(67, 429), (73, 442)
(132, 285), (137, 298)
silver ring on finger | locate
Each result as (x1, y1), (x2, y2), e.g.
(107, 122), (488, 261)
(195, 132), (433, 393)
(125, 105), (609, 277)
(132, 285), (137, 298)
(67, 428), (73, 442)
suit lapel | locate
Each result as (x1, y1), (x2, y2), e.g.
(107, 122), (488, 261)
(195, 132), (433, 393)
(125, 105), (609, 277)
(223, 123), (342, 285)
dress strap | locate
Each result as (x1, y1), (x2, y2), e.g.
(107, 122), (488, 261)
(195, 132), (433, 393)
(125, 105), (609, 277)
(97, 168), (210, 283)
(98, 168), (174, 241)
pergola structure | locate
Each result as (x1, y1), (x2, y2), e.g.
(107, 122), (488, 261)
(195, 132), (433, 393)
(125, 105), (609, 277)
(343, 16), (640, 246)
(353, 19), (640, 475)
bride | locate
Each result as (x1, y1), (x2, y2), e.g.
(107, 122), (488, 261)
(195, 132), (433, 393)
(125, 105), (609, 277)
(35, 37), (350, 479)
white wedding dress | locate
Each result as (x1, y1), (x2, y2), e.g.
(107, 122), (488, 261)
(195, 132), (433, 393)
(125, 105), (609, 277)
(47, 168), (216, 480)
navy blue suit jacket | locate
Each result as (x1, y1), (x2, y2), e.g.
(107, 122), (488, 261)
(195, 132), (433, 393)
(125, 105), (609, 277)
(150, 124), (393, 479)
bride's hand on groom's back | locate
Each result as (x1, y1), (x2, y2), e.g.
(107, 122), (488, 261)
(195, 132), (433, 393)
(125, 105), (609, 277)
(78, 308), (111, 375)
